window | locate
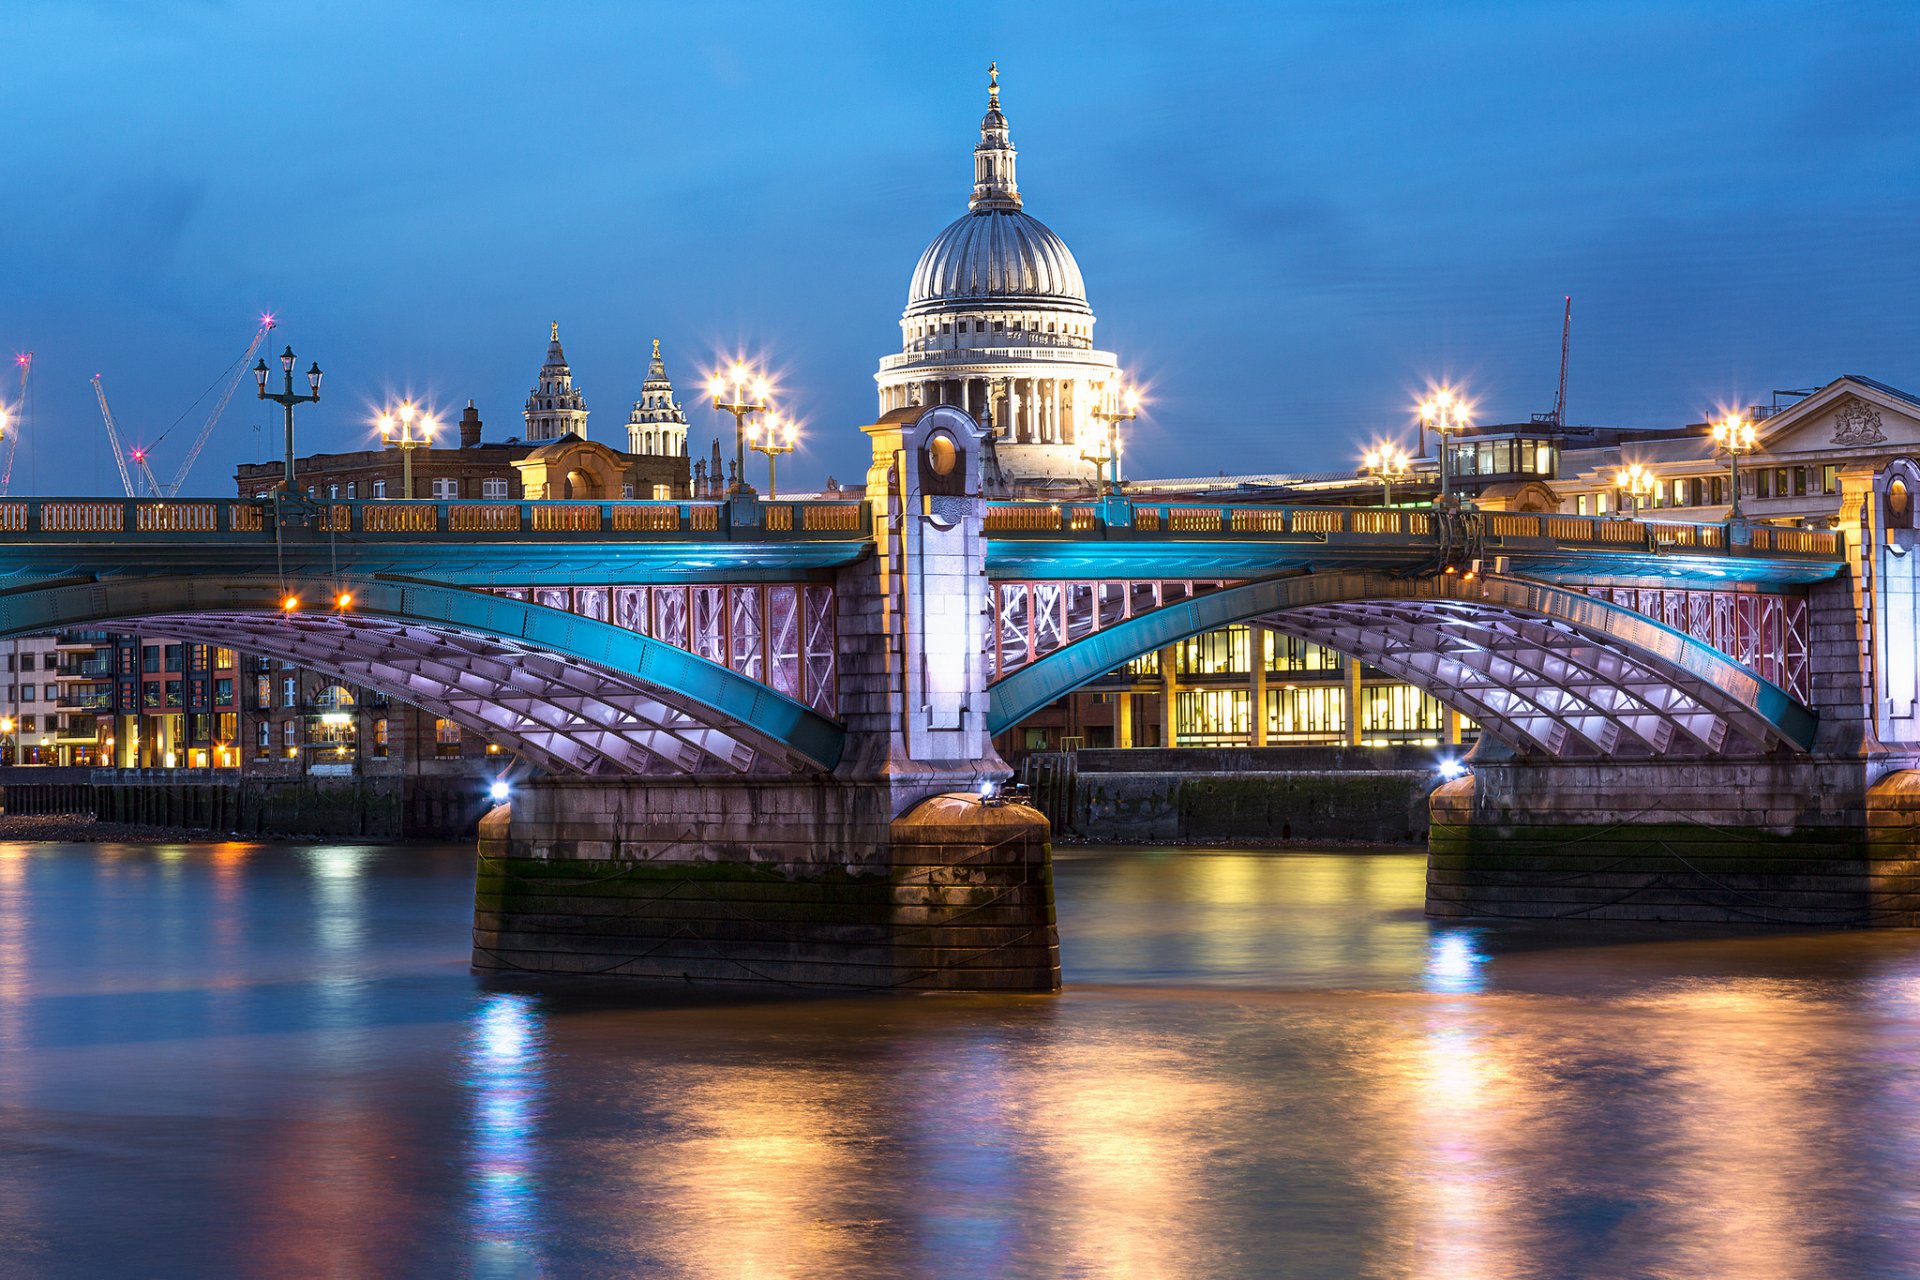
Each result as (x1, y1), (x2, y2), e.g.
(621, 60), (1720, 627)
(18, 653), (32, 673)
(215, 648), (235, 669)
(327, 484), (339, 499)
(164, 680), (181, 708)
(653, 484), (672, 500)
(621, 483), (635, 499)
(372, 717), (389, 759)
(373, 479), (387, 499)
(1576, 494), (1589, 516)
(435, 718), (462, 758)
(142, 645), (160, 673)
(1174, 626), (1251, 677)
(346, 482), (356, 499)
(431, 477), (459, 500)
(281, 676), (297, 708)
(254, 675), (271, 709)
(1360, 684), (1445, 741)
(1794, 467), (1808, 496)
(214, 678), (233, 707)
(1267, 686), (1346, 742)
(44, 683), (56, 701)
(282, 719), (296, 747)
(1823, 464), (1839, 495)
(1265, 632), (1342, 672)
(19, 715), (34, 733)
(482, 477), (509, 500)
(256, 720), (271, 754)
(164, 644), (182, 672)
(1175, 689), (1251, 746)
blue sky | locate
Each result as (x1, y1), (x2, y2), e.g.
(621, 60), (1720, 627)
(3, 0), (1916, 495)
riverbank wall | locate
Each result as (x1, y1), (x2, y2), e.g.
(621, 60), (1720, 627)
(1019, 747), (1443, 845)
(0, 767), (491, 840)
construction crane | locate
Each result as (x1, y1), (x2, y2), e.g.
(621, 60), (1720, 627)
(2, 352), (28, 496)
(93, 316), (277, 499)
(1532, 296), (1573, 430)
(91, 373), (144, 498)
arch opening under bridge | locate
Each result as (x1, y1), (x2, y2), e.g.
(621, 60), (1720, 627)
(986, 571), (1818, 759)
(0, 574), (845, 776)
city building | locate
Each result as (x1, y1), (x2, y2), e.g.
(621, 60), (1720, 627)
(236, 330), (693, 501)
(877, 66), (1129, 490)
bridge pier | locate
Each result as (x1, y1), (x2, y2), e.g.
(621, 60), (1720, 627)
(473, 404), (1060, 991)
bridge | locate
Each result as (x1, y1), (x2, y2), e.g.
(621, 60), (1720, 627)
(0, 404), (1912, 987)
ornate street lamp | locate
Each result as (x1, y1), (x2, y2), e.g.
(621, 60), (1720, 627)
(747, 411), (797, 500)
(377, 400), (437, 500)
(255, 344), (323, 494)
(1711, 410), (1759, 521)
(1614, 463), (1657, 516)
(1361, 443), (1412, 506)
(708, 361), (770, 498)
(1086, 381), (1140, 498)
(1418, 387), (1471, 503)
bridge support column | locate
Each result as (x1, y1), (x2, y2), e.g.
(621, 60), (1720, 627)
(1430, 463), (1920, 927)
(474, 404), (1059, 990)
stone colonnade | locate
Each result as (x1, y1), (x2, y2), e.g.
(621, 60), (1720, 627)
(902, 376), (1081, 445)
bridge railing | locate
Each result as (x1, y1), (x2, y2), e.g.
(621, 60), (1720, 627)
(983, 501), (1845, 560)
(0, 498), (872, 542)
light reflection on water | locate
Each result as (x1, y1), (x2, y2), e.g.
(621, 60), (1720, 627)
(3, 842), (1920, 1277)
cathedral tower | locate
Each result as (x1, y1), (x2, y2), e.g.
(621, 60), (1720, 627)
(626, 339), (689, 457)
(524, 322), (590, 443)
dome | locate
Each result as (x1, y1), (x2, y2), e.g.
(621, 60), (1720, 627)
(907, 209), (1088, 314)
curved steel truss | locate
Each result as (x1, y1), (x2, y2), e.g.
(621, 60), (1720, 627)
(0, 575), (844, 776)
(986, 572), (1817, 757)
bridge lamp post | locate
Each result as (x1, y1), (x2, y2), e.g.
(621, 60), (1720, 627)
(1086, 382), (1140, 500)
(1361, 444), (1412, 507)
(747, 411), (797, 501)
(1711, 412), (1759, 522)
(255, 345), (323, 495)
(377, 401), (436, 500)
(1614, 463), (1657, 516)
(709, 362), (770, 498)
(1418, 389), (1470, 503)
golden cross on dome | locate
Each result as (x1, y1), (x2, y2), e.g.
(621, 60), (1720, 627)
(550, 321), (559, 342)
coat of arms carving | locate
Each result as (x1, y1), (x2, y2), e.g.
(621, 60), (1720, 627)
(1832, 401), (1887, 446)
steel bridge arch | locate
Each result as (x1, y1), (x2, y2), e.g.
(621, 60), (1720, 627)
(0, 574), (844, 775)
(986, 571), (1817, 758)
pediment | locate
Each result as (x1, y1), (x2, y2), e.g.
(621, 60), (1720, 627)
(1756, 378), (1920, 456)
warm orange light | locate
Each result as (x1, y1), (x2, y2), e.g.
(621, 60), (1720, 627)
(281, 595), (300, 612)
(336, 592), (353, 610)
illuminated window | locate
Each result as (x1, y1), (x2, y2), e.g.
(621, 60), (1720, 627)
(282, 719), (296, 747)
(435, 718), (462, 759)
(1266, 686), (1346, 742)
(1264, 633), (1342, 673)
(372, 717), (389, 759)
(1359, 685), (1445, 740)
(1174, 626), (1251, 677)
(653, 484), (672, 500)
(1174, 689), (1251, 746)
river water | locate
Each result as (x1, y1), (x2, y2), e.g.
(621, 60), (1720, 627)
(5, 841), (1920, 1279)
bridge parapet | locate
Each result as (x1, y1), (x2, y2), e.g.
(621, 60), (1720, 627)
(0, 497), (872, 543)
(984, 499), (1845, 563)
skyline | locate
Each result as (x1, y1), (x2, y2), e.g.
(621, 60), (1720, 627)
(4, 1), (1917, 495)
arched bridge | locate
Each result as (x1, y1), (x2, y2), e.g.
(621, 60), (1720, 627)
(0, 493), (1846, 774)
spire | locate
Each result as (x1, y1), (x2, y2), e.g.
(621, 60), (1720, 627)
(628, 337), (687, 457)
(969, 61), (1021, 213)
(525, 323), (589, 443)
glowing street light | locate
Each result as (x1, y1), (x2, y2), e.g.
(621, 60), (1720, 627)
(1418, 387), (1472, 503)
(1614, 462), (1657, 516)
(377, 400), (437, 500)
(708, 361), (771, 498)
(1085, 381), (1140, 497)
(1711, 410), (1759, 521)
(1361, 442), (1413, 506)
(747, 411), (798, 501)
(254, 344), (323, 495)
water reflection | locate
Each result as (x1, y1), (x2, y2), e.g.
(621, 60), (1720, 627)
(1423, 929), (1488, 994)
(465, 991), (547, 1278)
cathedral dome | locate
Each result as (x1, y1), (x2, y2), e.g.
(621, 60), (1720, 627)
(907, 209), (1088, 313)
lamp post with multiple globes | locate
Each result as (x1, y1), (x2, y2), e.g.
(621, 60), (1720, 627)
(254, 345), (323, 495)
(1711, 410), (1759, 522)
(1362, 443), (1412, 507)
(377, 401), (437, 500)
(708, 361), (770, 498)
(747, 411), (798, 501)
(1418, 388), (1471, 503)
(1085, 381), (1140, 500)
(1614, 463), (1657, 516)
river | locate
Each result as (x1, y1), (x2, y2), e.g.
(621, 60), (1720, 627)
(3, 840), (1920, 1279)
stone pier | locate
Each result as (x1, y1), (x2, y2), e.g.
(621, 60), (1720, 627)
(473, 404), (1061, 991)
